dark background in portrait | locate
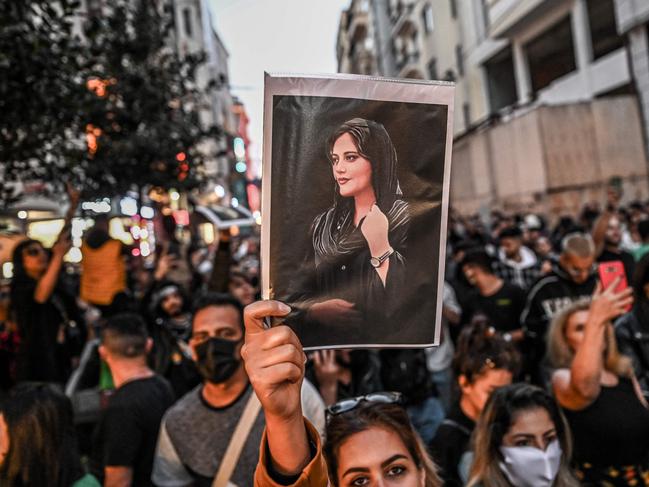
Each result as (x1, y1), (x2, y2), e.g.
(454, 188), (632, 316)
(269, 94), (448, 347)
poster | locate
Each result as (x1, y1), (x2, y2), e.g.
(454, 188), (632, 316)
(261, 73), (454, 350)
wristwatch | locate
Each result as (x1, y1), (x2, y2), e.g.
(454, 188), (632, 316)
(370, 248), (394, 268)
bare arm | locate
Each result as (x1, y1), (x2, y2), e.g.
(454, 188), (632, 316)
(33, 239), (69, 304)
(553, 280), (633, 410)
(104, 466), (133, 487)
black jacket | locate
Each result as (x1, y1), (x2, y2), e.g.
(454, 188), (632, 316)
(615, 308), (649, 396)
(521, 265), (597, 341)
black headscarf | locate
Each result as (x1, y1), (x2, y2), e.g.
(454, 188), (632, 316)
(313, 118), (409, 266)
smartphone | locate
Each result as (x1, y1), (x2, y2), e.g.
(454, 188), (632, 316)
(598, 261), (631, 311)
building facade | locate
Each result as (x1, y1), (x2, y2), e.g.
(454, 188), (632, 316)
(337, 0), (649, 218)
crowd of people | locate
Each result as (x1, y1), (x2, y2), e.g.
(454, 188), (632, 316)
(1, 185), (649, 486)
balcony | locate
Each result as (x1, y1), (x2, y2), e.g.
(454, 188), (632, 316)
(396, 51), (424, 79)
(391, 1), (417, 38)
(347, 9), (369, 43)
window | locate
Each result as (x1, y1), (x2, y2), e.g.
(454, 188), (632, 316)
(427, 58), (438, 80)
(182, 7), (193, 38)
(525, 16), (576, 93)
(587, 0), (624, 60)
(456, 45), (464, 76)
(484, 47), (517, 113)
(422, 4), (434, 34)
(450, 0), (457, 19)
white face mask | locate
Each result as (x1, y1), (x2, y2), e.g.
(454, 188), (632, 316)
(499, 439), (562, 487)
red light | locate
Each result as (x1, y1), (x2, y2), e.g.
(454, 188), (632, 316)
(172, 210), (190, 226)
(132, 248), (141, 256)
(176, 152), (186, 162)
(180, 163), (189, 171)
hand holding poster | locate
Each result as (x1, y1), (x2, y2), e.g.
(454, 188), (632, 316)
(261, 73), (454, 350)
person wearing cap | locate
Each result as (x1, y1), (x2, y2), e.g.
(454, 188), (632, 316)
(493, 226), (542, 291)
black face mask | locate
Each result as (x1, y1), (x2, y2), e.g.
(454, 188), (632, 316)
(194, 337), (241, 384)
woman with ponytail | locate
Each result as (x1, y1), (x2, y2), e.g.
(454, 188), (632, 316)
(429, 320), (521, 486)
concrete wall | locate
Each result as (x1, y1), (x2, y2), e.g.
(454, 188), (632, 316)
(450, 96), (649, 218)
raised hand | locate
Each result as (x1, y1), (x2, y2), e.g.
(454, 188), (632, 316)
(241, 300), (310, 476)
(589, 278), (634, 326)
(360, 204), (390, 257)
(241, 300), (305, 421)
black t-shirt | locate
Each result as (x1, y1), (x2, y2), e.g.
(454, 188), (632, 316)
(462, 282), (526, 332)
(91, 374), (174, 486)
(9, 276), (80, 382)
(598, 249), (636, 284)
(429, 403), (475, 487)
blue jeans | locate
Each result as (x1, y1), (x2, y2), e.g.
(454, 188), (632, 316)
(430, 367), (454, 413)
(407, 395), (445, 444)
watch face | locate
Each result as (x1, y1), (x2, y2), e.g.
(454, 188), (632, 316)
(370, 257), (380, 268)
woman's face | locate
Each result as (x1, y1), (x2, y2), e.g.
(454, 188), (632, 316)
(21, 242), (48, 276)
(331, 133), (374, 199)
(564, 310), (608, 354)
(228, 275), (255, 306)
(336, 426), (424, 487)
(502, 407), (558, 451)
(460, 368), (513, 420)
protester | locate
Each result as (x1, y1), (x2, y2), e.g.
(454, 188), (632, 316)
(152, 293), (325, 487)
(80, 214), (130, 317)
(616, 252), (649, 396)
(425, 281), (460, 412)
(460, 249), (526, 343)
(379, 347), (445, 444)
(548, 285), (649, 485)
(9, 187), (84, 383)
(593, 212), (636, 283)
(147, 280), (200, 399)
(467, 383), (579, 487)
(0, 384), (100, 486)
(494, 226), (541, 291)
(309, 349), (382, 406)
(241, 299), (442, 487)
(91, 313), (174, 487)
(522, 232), (598, 384)
(429, 322), (521, 487)
(633, 219), (649, 262)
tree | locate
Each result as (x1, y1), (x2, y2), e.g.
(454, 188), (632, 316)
(0, 0), (220, 204)
(0, 0), (89, 204)
(81, 0), (219, 197)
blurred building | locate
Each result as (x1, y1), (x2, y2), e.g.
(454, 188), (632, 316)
(337, 0), (649, 219)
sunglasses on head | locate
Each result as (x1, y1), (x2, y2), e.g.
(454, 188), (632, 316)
(326, 391), (402, 419)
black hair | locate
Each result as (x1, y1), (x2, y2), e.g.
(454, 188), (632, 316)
(192, 292), (244, 330)
(452, 321), (521, 383)
(638, 219), (649, 242)
(498, 226), (523, 241)
(10, 239), (44, 282)
(633, 253), (649, 300)
(460, 248), (494, 275)
(101, 312), (149, 358)
(0, 384), (84, 487)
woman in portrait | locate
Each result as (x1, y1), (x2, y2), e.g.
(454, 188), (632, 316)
(290, 117), (410, 345)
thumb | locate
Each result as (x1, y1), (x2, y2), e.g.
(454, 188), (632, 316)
(244, 300), (291, 337)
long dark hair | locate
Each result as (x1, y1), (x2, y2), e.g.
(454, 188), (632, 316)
(453, 321), (521, 385)
(10, 239), (44, 283)
(326, 118), (402, 216)
(0, 384), (84, 486)
(324, 402), (441, 487)
(468, 383), (578, 487)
